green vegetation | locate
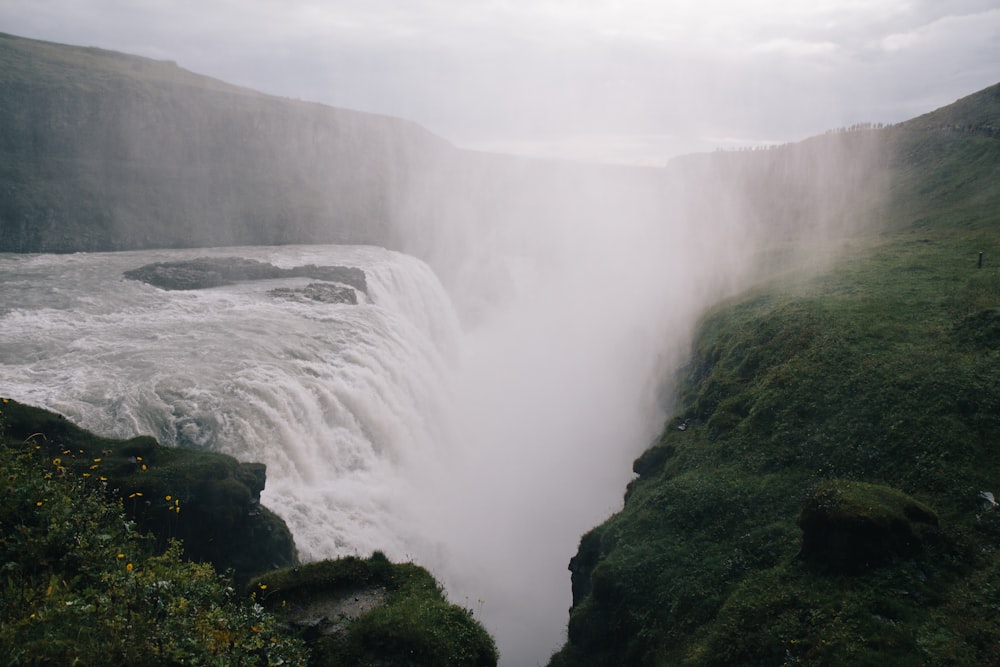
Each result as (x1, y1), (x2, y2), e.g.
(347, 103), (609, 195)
(0, 399), (296, 585)
(250, 555), (498, 666)
(0, 400), (308, 665)
(551, 85), (1000, 665)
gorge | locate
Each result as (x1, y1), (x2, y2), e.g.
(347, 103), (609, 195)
(2, 30), (999, 666)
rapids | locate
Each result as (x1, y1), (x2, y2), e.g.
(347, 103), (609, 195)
(0, 245), (460, 558)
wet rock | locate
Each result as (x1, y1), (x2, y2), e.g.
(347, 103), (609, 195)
(269, 282), (358, 305)
(124, 257), (367, 294)
(977, 490), (997, 511)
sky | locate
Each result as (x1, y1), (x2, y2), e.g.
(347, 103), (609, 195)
(1, 1), (998, 165)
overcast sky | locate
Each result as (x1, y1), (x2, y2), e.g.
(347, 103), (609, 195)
(2, 1), (999, 164)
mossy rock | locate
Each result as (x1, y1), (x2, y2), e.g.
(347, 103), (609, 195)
(797, 480), (939, 573)
(0, 399), (296, 583)
(250, 553), (499, 667)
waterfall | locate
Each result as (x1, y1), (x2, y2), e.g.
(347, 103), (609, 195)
(0, 245), (462, 562)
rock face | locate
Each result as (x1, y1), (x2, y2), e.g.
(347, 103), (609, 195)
(0, 399), (297, 584)
(0, 32), (451, 253)
(124, 257), (367, 299)
(797, 480), (940, 574)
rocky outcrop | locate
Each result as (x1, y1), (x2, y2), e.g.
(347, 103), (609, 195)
(270, 282), (359, 305)
(249, 553), (499, 666)
(124, 257), (367, 297)
(0, 399), (296, 584)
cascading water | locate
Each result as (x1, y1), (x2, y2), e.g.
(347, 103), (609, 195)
(0, 245), (462, 563)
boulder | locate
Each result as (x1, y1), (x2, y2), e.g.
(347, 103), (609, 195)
(250, 553), (499, 667)
(797, 480), (939, 573)
(270, 282), (358, 305)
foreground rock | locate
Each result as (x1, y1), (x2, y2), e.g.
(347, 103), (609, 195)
(124, 257), (367, 296)
(1, 400), (297, 584)
(250, 553), (498, 667)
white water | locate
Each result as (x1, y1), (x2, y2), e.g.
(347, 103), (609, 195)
(0, 246), (461, 559)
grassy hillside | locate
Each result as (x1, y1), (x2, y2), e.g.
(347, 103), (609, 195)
(550, 85), (1000, 666)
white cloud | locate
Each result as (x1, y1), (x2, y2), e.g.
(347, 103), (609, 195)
(751, 38), (840, 57)
(0, 0), (997, 163)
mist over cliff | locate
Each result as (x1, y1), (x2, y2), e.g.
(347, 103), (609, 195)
(0, 32), (451, 252)
(0, 30), (889, 296)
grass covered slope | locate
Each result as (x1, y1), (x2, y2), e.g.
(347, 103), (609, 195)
(551, 85), (1000, 666)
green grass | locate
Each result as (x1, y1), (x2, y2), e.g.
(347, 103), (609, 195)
(551, 90), (1000, 666)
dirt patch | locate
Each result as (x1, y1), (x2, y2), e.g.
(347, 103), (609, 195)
(285, 587), (388, 636)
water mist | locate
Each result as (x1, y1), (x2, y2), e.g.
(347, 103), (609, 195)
(389, 151), (779, 665)
(0, 128), (887, 667)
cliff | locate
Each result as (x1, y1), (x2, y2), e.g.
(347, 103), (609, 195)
(0, 398), (296, 583)
(550, 84), (1000, 665)
(0, 31), (451, 253)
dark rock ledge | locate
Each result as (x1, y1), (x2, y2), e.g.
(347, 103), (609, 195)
(124, 257), (368, 297)
(270, 282), (359, 305)
(0, 399), (296, 585)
